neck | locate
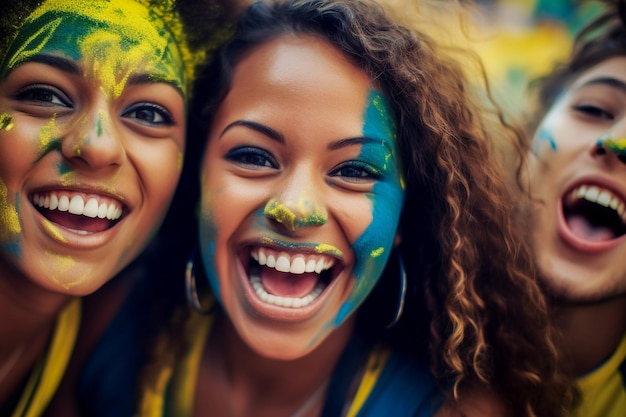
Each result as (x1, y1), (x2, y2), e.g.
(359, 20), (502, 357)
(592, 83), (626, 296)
(198, 312), (354, 417)
(0, 263), (71, 405)
(554, 296), (626, 376)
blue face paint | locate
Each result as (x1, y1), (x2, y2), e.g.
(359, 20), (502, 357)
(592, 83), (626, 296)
(533, 127), (558, 154)
(334, 91), (405, 326)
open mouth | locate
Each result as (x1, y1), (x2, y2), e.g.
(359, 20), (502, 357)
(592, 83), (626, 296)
(32, 191), (124, 235)
(246, 246), (340, 308)
(563, 184), (626, 242)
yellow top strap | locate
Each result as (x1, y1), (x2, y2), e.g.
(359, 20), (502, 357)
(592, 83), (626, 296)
(12, 298), (82, 417)
(345, 345), (390, 417)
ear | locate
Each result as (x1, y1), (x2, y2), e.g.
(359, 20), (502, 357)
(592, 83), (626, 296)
(394, 233), (402, 247)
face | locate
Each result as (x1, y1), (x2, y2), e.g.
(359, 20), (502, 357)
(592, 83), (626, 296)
(199, 35), (405, 359)
(0, 0), (186, 294)
(528, 56), (626, 303)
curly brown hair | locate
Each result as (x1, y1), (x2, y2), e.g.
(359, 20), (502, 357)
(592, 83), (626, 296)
(146, 0), (577, 416)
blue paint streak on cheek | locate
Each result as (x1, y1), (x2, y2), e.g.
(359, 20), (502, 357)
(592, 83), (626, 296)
(533, 127), (558, 154)
(334, 91), (405, 327)
(198, 211), (221, 303)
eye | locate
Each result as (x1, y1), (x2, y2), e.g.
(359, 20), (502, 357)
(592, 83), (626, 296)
(225, 146), (278, 169)
(14, 84), (72, 108)
(572, 104), (615, 120)
(122, 103), (174, 126)
(330, 161), (380, 184)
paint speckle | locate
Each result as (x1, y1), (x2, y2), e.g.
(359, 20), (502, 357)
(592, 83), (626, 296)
(0, 113), (14, 131)
(263, 198), (327, 230)
(599, 136), (626, 156)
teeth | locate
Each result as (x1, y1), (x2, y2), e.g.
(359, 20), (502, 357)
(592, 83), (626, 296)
(571, 184), (626, 224)
(33, 192), (122, 220)
(250, 248), (335, 275)
(250, 275), (324, 308)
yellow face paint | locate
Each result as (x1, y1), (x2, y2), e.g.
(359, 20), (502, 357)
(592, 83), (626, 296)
(0, 113), (14, 131)
(3, 0), (189, 98)
(0, 179), (21, 242)
(263, 198), (327, 231)
(599, 136), (626, 156)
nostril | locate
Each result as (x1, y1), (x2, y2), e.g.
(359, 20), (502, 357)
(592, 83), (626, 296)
(619, 155), (626, 164)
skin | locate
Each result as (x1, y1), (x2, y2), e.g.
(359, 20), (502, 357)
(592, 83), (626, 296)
(198, 33), (404, 367)
(0, 0), (186, 408)
(526, 56), (626, 374)
(0, 0), (186, 295)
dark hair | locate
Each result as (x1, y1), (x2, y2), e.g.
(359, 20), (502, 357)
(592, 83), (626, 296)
(528, 0), (626, 132)
(153, 1), (577, 416)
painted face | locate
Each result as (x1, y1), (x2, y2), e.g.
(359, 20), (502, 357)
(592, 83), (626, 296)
(0, 0), (186, 294)
(527, 56), (626, 303)
(199, 35), (405, 359)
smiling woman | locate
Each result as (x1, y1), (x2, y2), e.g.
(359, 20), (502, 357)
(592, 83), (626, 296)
(75, 0), (576, 416)
(0, 0), (234, 416)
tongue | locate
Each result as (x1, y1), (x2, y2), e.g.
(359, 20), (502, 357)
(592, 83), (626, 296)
(567, 214), (615, 241)
(261, 267), (320, 298)
(44, 211), (112, 233)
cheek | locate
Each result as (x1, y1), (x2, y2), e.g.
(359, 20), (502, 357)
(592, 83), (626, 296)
(334, 181), (404, 325)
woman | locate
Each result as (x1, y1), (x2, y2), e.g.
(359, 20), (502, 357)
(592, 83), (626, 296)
(0, 0), (233, 416)
(84, 0), (576, 416)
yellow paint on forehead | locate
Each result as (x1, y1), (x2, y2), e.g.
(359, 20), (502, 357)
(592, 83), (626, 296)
(15, 0), (187, 98)
(370, 247), (384, 258)
(0, 180), (21, 239)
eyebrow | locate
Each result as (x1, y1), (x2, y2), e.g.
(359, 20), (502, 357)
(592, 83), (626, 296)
(220, 120), (393, 152)
(578, 76), (626, 94)
(21, 54), (184, 95)
(220, 120), (285, 143)
(25, 55), (80, 75)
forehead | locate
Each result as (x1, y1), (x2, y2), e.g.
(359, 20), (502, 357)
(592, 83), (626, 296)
(234, 34), (373, 104)
(2, 0), (185, 93)
(570, 56), (626, 89)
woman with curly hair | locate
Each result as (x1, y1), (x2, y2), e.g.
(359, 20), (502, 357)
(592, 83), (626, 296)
(0, 0), (233, 416)
(522, 0), (626, 415)
(81, 0), (576, 416)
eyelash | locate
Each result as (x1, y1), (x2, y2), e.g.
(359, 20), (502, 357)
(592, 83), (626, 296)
(572, 104), (615, 120)
(330, 161), (380, 182)
(122, 103), (174, 127)
(225, 146), (278, 168)
(14, 84), (72, 107)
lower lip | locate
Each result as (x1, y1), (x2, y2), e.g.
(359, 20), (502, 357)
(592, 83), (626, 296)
(237, 258), (341, 323)
(34, 205), (122, 249)
(557, 198), (625, 254)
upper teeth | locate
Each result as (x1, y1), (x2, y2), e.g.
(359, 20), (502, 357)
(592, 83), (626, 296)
(570, 185), (626, 223)
(33, 193), (122, 220)
(251, 247), (335, 274)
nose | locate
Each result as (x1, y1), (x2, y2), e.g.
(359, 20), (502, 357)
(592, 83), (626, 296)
(263, 177), (328, 231)
(594, 134), (626, 165)
(61, 106), (126, 170)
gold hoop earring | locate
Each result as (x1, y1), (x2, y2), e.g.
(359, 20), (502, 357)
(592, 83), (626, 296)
(386, 249), (407, 329)
(185, 249), (212, 315)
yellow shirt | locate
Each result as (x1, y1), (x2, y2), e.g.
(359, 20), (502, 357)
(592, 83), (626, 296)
(575, 333), (626, 417)
(11, 298), (81, 417)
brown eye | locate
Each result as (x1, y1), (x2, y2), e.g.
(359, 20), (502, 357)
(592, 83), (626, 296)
(122, 103), (174, 126)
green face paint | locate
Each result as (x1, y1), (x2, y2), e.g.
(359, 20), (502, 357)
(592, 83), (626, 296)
(0, 113), (14, 131)
(598, 135), (626, 157)
(2, 0), (187, 98)
(263, 198), (327, 231)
